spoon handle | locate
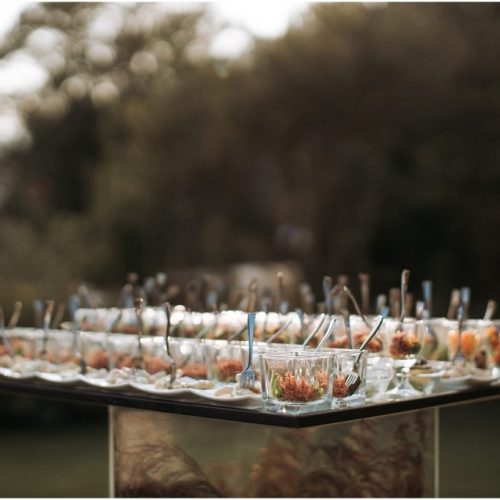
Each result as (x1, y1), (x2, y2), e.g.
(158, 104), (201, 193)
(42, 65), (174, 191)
(355, 314), (385, 364)
(301, 313), (326, 348)
(314, 317), (337, 354)
(399, 269), (410, 323)
(323, 276), (333, 315)
(6, 301), (22, 329)
(484, 300), (497, 321)
(164, 302), (172, 358)
(422, 280), (433, 317)
(359, 273), (370, 315)
(245, 312), (256, 370)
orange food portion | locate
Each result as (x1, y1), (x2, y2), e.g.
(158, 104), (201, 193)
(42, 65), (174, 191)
(447, 330), (477, 357)
(181, 363), (207, 379)
(144, 355), (171, 374)
(328, 330), (382, 353)
(277, 371), (326, 402)
(390, 330), (421, 358)
(486, 326), (499, 349)
(86, 350), (109, 369)
(215, 358), (243, 382)
(332, 375), (349, 398)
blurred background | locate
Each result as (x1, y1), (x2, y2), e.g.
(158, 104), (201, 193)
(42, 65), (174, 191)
(0, 1), (499, 321)
(0, 3), (499, 497)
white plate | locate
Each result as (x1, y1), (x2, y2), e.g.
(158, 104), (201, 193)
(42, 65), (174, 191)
(129, 381), (192, 396)
(79, 374), (130, 389)
(434, 375), (470, 391)
(37, 372), (81, 384)
(466, 375), (499, 386)
(190, 386), (262, 405)
(0, 367), (37, 380)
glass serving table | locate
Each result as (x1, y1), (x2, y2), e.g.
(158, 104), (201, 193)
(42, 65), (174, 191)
(0, 377), (499, 497)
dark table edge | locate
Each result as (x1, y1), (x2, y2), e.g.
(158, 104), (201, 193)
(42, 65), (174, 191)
(0, 377), (499, 428)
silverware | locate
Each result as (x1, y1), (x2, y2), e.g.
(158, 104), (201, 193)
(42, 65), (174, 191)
(239, 312), (257, 390)
(313, 317), (337, 354)
(421, 281), (438, 353)
(453, 304), (466, 363)
(341, 285), (370, 327)
(133, 298), (145, 371)
(345, 314), (386, 394)
(359, 273), (370, 315)
(33, 299), (44, 328)
(422, 280), (433, 317)
(394, 270), (410, 331)
(68, 295), (86, 374)
(447, 289), (461, 319)
(277, 272), (288, 315)
(376, 294), (387, 314)
(266, 311), (297, 344)
(7, 301), (23, 329)
(301, 313), (327, 348)
(40, 300), (55, 361)
(341, 307), (353, 349)
(483, 300), (497, 320)
(0, 306), (13, 357)
(163, 302), (177, 387)
(323, 276), (333, 316)
(389, 288), (401, 319)
(52, 302), (66, 329)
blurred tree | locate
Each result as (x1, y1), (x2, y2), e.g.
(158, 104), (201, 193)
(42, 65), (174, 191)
(0, 2), (499, 315)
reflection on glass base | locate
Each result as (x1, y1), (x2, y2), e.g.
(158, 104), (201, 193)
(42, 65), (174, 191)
(111, 406), (436, 497)
(331, 393), (365, 409)
(264, 399), (331, 414)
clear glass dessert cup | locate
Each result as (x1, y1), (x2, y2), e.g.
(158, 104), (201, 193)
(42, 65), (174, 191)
(385, 319), (424, 399)
(261, 352), (332, 409)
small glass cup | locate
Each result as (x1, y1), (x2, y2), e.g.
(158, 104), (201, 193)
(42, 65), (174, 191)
(170, 339), (208, 379)
(261, 352), (331, 408)
(366, 355), (394, 402)
(80, 331), (109, 370)
(331, 350), (367, 408)
(446, 319), (479, 362)
(204, 340), (244, 383)
(477, 320), (500, 375)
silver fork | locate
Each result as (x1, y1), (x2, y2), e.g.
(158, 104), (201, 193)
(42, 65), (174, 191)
(163, 302), (177, 387)
(239, 312), (257, 390)
(345, 313), (386, 394)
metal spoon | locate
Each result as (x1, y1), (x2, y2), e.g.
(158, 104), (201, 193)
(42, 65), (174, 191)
(133, 298), (145, 371)
(389, 288), (401, 319)
(341, 307), (353, 349)
(0, 306), (13, 357)
(376, 294), (387, 314)
(265, 311), (298, 344)
(394, 270), (410, 331)
(301, 313), (327, 348)
(483, 300), (497, 321)
(341, 286), (371, 327)
(40, 300), (55, 361)
(323, 276), (333, 316)
(277, 272), (288, 315)
(7, 301), (23, 329)
(447, 289), (461, 319)
(359, 273), (371, 316)
(67, 295), (86, 374)
(163, 302), (177, 387)
(239, 312), (257, 390)
(52, 302), (66, 329)
(313, 317), (337, 354)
